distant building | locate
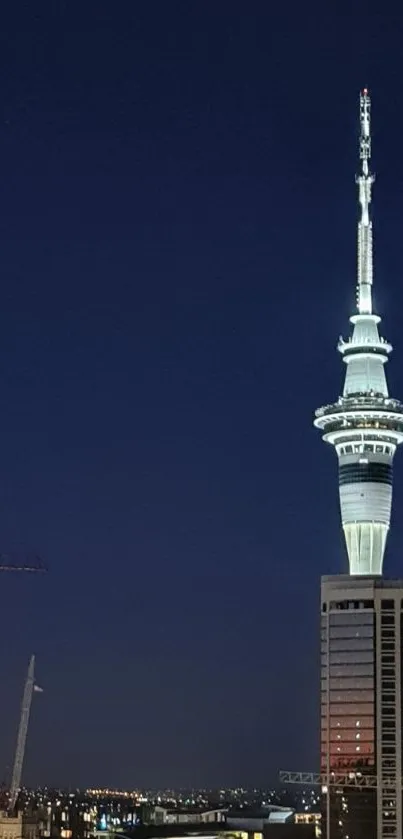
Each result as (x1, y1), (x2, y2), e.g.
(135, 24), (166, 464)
(0, 812), (39, 839)
(226, 808), (294, 829)
(40, 802), (96, 839)
(294, 813), (321, 838)
(121, 821), (315, 839)
(155, 811), (226, 827)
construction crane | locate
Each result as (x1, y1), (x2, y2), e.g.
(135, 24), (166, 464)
(280, 770), (393, 789)
(0, 554), (47, 574)
(8, 655), (42, 814)
(280, 769), (399, 839)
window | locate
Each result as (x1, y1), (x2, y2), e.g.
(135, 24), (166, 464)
(339, 461), (392, 485)
(329, 702), (374, 714)
(330, 690), (374, 702)
(329, 612), (374, 626)
(330, 664), (374, 678)
(330, 624), (374, 639)
(327, 716), (373, 729)
(329, 650), (374, 664)
(329, 639), (373, 653)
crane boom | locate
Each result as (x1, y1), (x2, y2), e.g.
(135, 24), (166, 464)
(0, 554), (46, 573)
(279, 770), (400, 789)
(8, 656), (37, 813)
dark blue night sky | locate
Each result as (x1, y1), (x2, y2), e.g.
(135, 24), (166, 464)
(1, 0), (403, 789)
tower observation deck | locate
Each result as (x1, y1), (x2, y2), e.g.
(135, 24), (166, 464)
(314, 90), (403, 575)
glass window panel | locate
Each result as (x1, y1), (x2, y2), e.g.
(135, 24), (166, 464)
(326, 748), (374, 760)
(381, 615), (395, 625)
(328, 638), (374, 652)
(330, 689), (374, 702)
(329, 612), (374, 626)
(329, 623), (374, 638)
(329, 650), (374, 664)
(329, 729), (374, 742)
(330, 663), (374, 678)
(327, 742), (374, 755)
(330, 677), (373, 690)
(324, 716), (374, 728)
(322, 759), (376, 771)
(328, 703), (374, 715)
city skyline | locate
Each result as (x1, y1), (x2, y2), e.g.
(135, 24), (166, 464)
(2, 1), (403, 790)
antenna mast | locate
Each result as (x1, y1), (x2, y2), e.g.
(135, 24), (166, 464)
(8, 655), (39, 813)
(356, 88), (375, 314)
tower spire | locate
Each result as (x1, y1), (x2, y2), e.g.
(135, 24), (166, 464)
(356, 88), (375, 314)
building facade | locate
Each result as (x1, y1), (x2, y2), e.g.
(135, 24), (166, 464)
(321, 576), (403, 839)
(315, 92), (403, 839)
(0, 812), (39, 839)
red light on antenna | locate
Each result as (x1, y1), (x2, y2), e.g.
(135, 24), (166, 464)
(363, 88), (368, 95)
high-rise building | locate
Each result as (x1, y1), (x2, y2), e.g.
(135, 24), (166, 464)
(314, 91), (403, 839)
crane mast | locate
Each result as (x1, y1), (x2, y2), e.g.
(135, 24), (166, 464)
(8, 656), (38, 814)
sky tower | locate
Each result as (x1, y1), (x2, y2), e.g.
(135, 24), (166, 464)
(314, 93), (403, 839)
(314, 89), (403, 576)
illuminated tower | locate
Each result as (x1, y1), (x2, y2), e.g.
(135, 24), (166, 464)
(314, 89), (403, 576)
(316, 92), (403, 839)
